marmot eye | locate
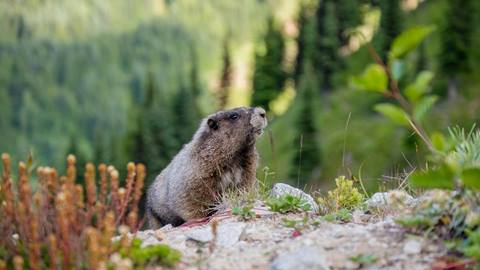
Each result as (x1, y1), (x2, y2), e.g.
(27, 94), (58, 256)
(229, 113), (239, 120)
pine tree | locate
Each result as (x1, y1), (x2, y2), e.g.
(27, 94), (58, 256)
(293, 2), (316, 86)
(251, 17), (286, 111)
(314, 0), (340, 92)
(218, 38), (232, 109)
(439, 0), (475, 97)
(289, 63), (321, 186)
(335, 0), (362, 47)
(171, 81), (200, 145)
(189, 46), (202, 106)
(375, 0), (403, 60)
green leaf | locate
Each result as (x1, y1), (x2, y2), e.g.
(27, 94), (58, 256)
(350, 64), (388, 93)
(461, 168), (480, 189)
(410, 167), (454, 189)
(431, 132), (447, 152)
(374, 104), (411, 126)
(391, 60), (405, 81)
(405, 71), (434, 102)
(389, 26), (435, 60)
(413, 95), (438, 122)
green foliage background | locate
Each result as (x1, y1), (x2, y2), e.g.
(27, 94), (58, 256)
(1, 0), (480, 190)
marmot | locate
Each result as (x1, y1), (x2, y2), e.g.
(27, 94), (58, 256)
(146, 107), (267, 228)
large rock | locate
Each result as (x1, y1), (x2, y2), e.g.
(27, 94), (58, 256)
(270, 246), (330, 270)
(186, 221), (246, 247)
(270, 183), (319, 212)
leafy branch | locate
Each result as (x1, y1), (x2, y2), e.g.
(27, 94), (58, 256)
(351, 25), (436, 152)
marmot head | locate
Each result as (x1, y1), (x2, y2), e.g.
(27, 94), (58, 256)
(193, 107), (267, 159)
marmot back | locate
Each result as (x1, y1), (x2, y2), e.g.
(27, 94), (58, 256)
(146, 107), (267, 228)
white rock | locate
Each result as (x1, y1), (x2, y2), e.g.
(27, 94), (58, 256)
(186, 222), (246, 247)
(403, 240), (422, 254)
(271, 183), (319, 212)
(270, 246), (330, 270)
(366, 190), (415, 208)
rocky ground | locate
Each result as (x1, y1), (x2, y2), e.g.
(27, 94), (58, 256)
(135, 193), (447, 270)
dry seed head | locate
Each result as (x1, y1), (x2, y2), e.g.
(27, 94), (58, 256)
(28, 217), (41, 270)
(18, 161), (26, 177)
(127, 211), (138, 231)
(118, 224), (130, 235)
(118, 225), (131, 249)
(67, 154), (76, 165)
(66, 155), (77, 184)
(127, 162), (135, 173)
(118, 188), (126, 197)
(1, 153), (11, 174)
(36, 166), (44, 177)
(75, 185), (85, 209)
(57, 192), (66, 202)
(33, 192), (42, 208)
(13, 256), (23, 270)
(47, 234), (57, 270)
(132, 164), (146, 211)
(102, 211), (116, 252)
(85, 163), (97, 208)
(99, 164), (108, 204)
(0, 259), (6, 270)
(86, 227), (101, 269)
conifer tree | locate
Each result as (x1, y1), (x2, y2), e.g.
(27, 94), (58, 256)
(439, 0), (475, 97)
(171, 81), (200, 145)
(314, 0), (340, 92)
(252, 17), (286, 111)
(335, 0), (362, 47)
(218, 38), (232, 109)
(293, 2), (316, 86)
(289, 63), (321, 186)
(375, 0), (403, 60)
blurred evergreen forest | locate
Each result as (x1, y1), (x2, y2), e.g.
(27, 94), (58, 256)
(1, 0), (479, 189)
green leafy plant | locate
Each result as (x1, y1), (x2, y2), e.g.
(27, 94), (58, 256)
(282, 216), (310, 231)
(232, 204), (256, 221)
(349, 253), (378, 267)
(266, 194), (312, 213)
(351, 25), (437, 151)
(464, 229), (480, 261)
(317, 176), (364, 212)
(319, 208), (352, 223)
(126, 238), (182, 268)
(410, 126), (480, 190)
(352, 25), (480, 191)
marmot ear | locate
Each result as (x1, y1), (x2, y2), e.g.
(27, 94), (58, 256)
(207, 118), (219, 130)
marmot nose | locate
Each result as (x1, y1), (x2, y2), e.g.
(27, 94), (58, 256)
(255, 107), (266, 118)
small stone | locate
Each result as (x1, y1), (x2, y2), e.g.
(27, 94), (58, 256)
(403, 239), (422, 254)
(187, 222), (246, 247)
(270, 246), (330, 270)
(303, 238), (314, 246)
(366, 190), (415, 208)
(271, 183), (319, 212)
(155, 230), (165, 241)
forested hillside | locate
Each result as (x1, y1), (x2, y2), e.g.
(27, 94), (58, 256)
(1, 0), (479, 189)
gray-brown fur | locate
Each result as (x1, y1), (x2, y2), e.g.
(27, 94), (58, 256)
(146, 107), (267, 228)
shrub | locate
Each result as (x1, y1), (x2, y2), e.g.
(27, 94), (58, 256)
(0, 153), (180, 269)
(317, 176), (364, 212)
